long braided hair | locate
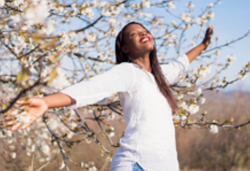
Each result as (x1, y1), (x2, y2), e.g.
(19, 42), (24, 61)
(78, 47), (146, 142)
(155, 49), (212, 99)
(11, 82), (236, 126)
(115, 22), (178, 113)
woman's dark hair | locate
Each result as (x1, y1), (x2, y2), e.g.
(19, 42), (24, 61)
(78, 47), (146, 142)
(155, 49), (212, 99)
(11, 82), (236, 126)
(115, 22), (178, 113)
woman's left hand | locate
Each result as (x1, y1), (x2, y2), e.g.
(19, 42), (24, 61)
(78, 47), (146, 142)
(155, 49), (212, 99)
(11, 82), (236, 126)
(202, 25), (215, 50)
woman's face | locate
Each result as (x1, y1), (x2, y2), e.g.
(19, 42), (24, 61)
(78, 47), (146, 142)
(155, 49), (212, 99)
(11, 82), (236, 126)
(122, 24), (154, 57)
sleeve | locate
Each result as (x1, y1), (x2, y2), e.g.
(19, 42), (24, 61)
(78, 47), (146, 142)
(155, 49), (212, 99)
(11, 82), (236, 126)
(160, 54), (190, 84)
(59, 63), (135, 109)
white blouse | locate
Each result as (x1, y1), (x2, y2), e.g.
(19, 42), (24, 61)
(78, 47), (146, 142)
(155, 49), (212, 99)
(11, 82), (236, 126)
(60, 54), (190, 171)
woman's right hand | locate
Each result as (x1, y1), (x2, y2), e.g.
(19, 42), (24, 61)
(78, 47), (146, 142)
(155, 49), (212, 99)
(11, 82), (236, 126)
(5, 97), (49, 131)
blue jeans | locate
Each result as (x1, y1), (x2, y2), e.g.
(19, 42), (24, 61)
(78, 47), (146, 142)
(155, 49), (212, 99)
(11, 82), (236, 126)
(132, 162), (144, 171)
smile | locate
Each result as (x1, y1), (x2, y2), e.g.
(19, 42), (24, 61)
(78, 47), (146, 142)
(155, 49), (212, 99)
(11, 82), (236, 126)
(140, 36), (151, 43)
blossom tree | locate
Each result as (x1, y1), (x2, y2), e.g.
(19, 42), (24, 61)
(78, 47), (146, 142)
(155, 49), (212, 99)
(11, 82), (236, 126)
(0, 0), (249, 170)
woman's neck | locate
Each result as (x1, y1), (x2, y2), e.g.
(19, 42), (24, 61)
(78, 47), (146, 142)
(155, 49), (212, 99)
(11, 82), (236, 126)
(128, 53), (152, 73)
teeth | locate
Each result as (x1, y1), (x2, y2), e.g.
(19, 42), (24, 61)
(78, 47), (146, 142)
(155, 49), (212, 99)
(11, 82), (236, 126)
(142, 38), (149, 42)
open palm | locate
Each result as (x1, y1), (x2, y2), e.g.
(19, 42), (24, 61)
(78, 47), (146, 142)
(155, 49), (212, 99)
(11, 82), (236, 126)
(202, 25), (215, 49)
(6, 98), (48, 131)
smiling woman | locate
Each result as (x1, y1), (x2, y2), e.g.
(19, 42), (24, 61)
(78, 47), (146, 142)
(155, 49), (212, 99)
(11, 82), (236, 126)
(6, 21), (214, 171)
(116, 22), (179, 115)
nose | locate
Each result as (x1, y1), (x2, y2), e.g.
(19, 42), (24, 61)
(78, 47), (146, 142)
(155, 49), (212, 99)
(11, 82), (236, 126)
(140, 31), (147, 37)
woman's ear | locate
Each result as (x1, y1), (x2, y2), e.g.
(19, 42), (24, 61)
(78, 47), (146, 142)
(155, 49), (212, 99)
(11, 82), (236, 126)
(121, 46), (129, 54)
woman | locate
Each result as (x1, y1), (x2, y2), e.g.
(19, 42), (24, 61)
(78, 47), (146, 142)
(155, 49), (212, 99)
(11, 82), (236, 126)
(6, 22), (214, 171)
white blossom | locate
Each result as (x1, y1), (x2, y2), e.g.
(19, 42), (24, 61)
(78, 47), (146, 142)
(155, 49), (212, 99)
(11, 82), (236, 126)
(197, 65), (211, 79)
(85, 138), (91, 144)
(195, 17), (202, 25)
(167, 1), (175, 9)
(173, 114), (187, 121)
(22, 0), (50, 25)
(49, 67), (71, 91)
(58, 6), (64, 13)
(105, 112), (115, 121)
(189, 104), (199, 114)
(236, 72), (247, 80)
(108, 18), (118, 27)
(179, 101), (188, 110)
(111, 29), (119, 37)
(206, 11), (215, 20)
(5, 130), (13, 137)
(210, 120), (219, 134)
(172, 34), (178, 39)
(142, 0), (150, 8)
(27, 138), (32, 146)
(9, 145), (15, 150)
(177, 94), (183, 100)
(172, 20), (177, 26)
(92, 1), (107, 8)
(215, 50), (220, 56)
(85, 32), (96, 42)
(186, 2), (194, 8)
(80, 162), (84, 168)
(7, 138), (13, 144)
(208, 3), (214, 8)
(110, 6), (120, 15)
(167, 39), (175, 47)
(108, 126), (115, 137)
(43, 19), (56, 35)
(0, 0), (4, 7)
(243, 64), (250, 71)
(41, 145), (50, 155)
(177, 82), (192, 88)
(144, 13), (152, 19)
(227, 54), (236, 65)
(88, 166), (97, 171)
(194, 88), (202, 96)
(196, 15), (208, 25)
(81, 5), (94, 20)
(59, 161), (66, 169)
(181, 12), (191, 23)
(10, 14), (21, 24)
(199, 97), (206, 104)
(101, 8), (111, 16)
(11, 152), (16, 159)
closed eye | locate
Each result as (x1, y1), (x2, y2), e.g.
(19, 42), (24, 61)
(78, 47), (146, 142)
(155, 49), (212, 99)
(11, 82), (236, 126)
(131, 32), (137, 36)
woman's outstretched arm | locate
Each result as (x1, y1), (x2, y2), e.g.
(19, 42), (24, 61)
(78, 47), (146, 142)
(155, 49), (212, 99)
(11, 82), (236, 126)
(43, 92), (76, 109)
(160, 25), (215, 84)
(6, 63), (135, 131)
(186, 25), (215, 63)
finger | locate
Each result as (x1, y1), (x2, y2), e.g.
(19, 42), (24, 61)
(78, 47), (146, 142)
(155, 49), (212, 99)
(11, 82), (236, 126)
(206, 28), (210, 35)
(211, 26), (215, 33)
(11, 122), (22, 131)
(6, 119), (18, 126)
(210, 25), (215, 31)
(21, 118), (33, 130)
(208, 29), (214, 36)
(6, 109), (19, 117)
(209, 27), (214, 35)
(5, 116), (12, 120)
(16, 99), (30, 106)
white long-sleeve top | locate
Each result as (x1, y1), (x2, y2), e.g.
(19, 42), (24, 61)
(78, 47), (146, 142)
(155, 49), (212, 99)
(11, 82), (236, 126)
(60, 54), (190, 171)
